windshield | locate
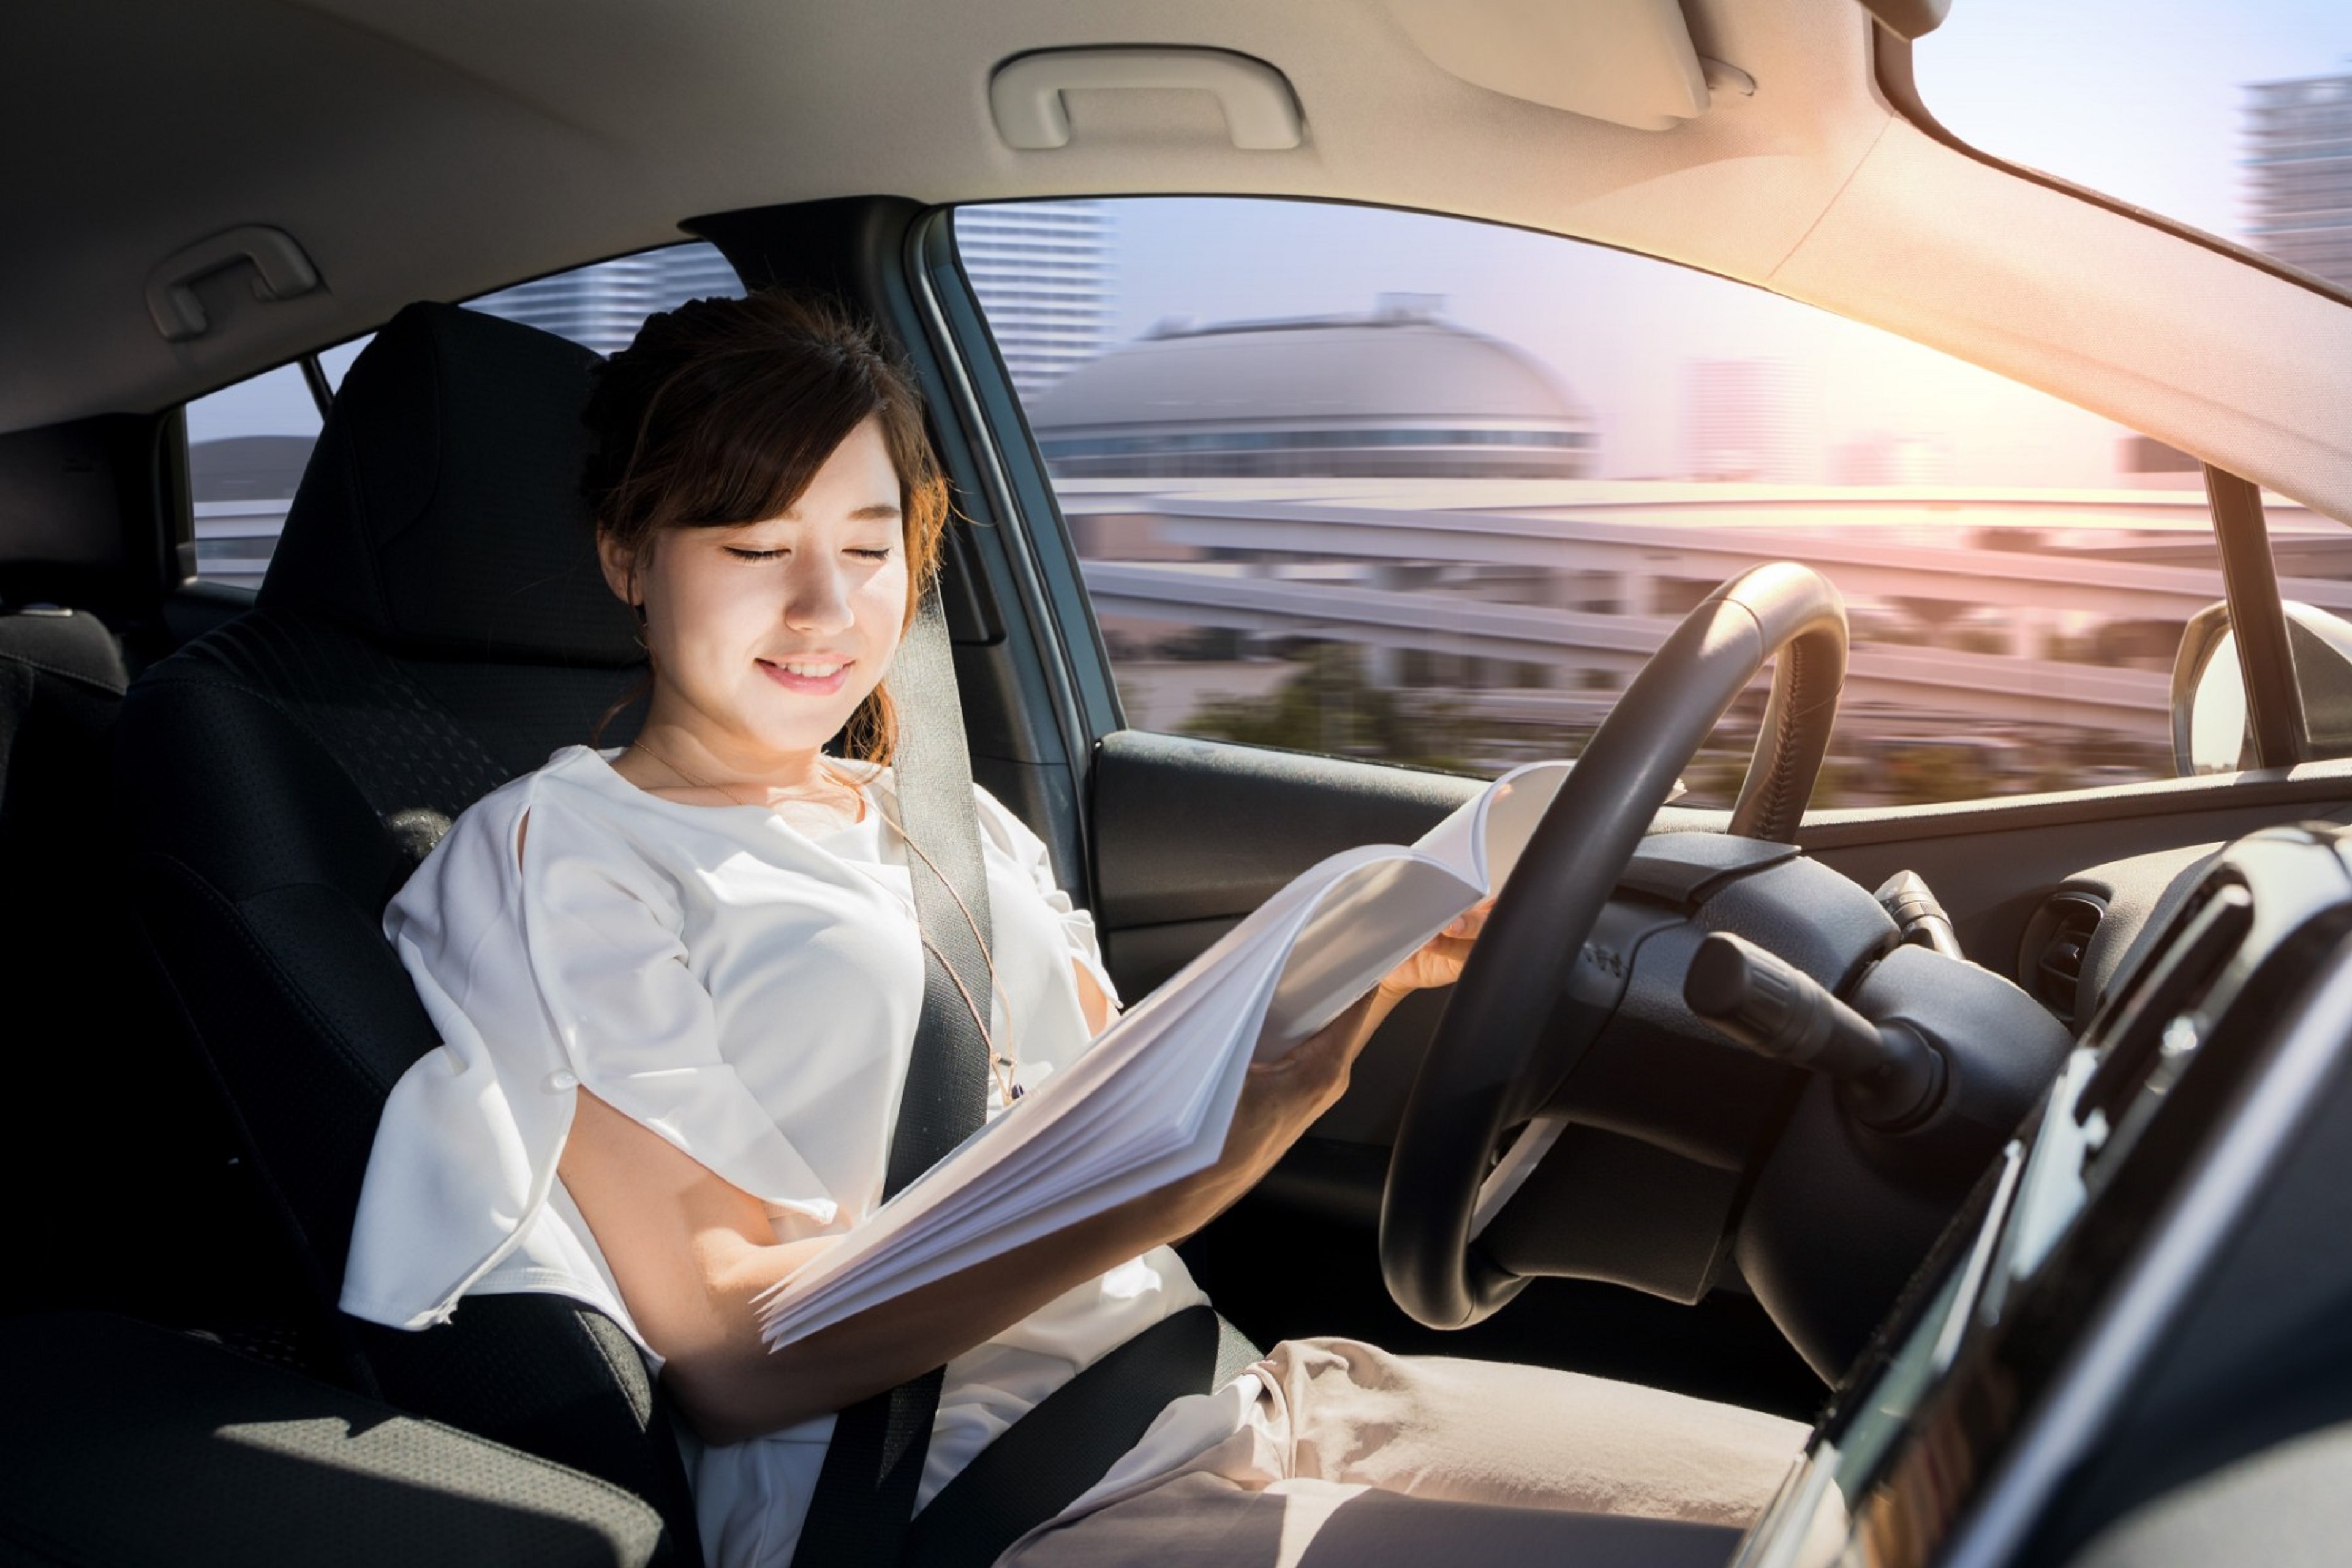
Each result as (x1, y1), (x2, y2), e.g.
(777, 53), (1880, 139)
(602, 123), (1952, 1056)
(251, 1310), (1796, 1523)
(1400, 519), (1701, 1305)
(1910, 0), (2352, 292)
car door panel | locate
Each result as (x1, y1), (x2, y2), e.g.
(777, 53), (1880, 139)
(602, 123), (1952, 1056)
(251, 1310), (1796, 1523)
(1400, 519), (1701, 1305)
(1090, 728), (1477, 990)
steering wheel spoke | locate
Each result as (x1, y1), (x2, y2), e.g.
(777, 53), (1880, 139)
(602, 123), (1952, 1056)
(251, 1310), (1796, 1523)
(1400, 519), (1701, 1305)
(1379, 562), (1849, 1330)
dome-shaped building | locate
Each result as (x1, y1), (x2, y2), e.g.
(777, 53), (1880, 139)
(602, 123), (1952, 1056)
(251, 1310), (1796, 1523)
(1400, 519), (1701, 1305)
(1026, 298), (1597, 480)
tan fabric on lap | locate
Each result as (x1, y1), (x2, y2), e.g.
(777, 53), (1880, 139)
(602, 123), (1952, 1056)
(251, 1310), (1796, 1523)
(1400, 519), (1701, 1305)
(1001, 1338), (1809, 1568)
(1010, 1477), (1751, 1568)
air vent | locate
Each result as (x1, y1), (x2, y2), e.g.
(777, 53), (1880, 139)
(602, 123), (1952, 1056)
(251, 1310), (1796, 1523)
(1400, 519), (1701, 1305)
(2019, 891), (2108, 1025)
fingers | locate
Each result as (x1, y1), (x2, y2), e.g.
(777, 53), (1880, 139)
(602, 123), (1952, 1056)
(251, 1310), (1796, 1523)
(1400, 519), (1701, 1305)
(1441, 897), (1496, 940)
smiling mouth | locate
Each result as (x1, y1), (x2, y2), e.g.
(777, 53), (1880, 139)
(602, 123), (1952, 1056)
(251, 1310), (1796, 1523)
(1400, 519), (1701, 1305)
(756, 657), (851, 692)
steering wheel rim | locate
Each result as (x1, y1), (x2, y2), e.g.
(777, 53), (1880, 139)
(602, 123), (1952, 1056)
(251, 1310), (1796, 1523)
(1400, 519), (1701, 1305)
(1379, 561), (1849, 1330)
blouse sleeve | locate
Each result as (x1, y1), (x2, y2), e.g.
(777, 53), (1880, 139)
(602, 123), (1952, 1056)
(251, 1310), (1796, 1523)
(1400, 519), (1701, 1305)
(340, 772), (839, 1332)
(971, 786), (1121, 1011)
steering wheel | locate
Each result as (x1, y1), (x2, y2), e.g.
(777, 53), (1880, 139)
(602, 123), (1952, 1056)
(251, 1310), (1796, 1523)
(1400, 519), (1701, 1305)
(1380, 561), (1849, 1329)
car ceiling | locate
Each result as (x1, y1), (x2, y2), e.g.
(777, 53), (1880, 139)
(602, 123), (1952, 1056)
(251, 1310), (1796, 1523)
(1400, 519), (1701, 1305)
(7, 0), (2352, 526)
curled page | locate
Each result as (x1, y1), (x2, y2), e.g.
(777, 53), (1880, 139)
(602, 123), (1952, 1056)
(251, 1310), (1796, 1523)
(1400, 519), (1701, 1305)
(755, 761), (1572, 1348)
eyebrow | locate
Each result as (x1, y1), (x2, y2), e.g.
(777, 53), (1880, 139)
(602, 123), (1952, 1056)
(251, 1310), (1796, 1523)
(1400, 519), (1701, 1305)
(771, 502), (902, 522)
(736, 502), (903, 527)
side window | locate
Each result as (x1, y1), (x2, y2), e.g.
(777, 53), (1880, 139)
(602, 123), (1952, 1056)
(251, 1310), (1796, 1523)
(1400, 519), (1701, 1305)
(955, 197), (2228, 809)
(184, 360), (330, 590)
(181, 241), (740, 590)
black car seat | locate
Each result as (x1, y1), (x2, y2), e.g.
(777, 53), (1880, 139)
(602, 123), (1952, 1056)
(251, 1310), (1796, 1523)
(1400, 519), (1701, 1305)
(0, 611), (128, 1014)
(1, 607), (142, 1301)
(115, 303), (700, 1558)
(2, 598), (329, 1368)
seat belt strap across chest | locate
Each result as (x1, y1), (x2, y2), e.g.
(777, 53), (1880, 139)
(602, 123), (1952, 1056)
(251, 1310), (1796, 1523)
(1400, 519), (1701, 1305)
(791, 589), (993, 1568)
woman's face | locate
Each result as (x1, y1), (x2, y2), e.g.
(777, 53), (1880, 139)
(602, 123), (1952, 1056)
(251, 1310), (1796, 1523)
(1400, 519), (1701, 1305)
(602, 415), (911, 766)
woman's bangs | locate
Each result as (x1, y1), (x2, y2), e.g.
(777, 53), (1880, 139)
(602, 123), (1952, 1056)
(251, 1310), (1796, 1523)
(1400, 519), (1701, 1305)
(662, 358), (871, 529)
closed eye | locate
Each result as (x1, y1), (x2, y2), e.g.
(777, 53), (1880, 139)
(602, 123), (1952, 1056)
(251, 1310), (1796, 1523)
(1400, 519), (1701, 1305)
(724, 546), (892, 562)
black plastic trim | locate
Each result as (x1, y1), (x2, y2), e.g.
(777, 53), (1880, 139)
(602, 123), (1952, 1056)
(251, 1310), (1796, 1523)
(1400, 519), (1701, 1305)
(900, 209), (1101, 878)
(919, 213), (1124, 743)
(2207, 466), (2307, 767)
(1799, 761), (2352, 850)
(298, 352), (334, 420)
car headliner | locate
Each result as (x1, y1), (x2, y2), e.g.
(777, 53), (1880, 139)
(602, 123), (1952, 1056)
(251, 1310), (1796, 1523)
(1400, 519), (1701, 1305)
(7, 0), (2351, 525)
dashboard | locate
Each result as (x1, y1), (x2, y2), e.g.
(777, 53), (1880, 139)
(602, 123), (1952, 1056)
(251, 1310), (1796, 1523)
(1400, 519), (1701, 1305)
(1734, 823), (2352, 1567)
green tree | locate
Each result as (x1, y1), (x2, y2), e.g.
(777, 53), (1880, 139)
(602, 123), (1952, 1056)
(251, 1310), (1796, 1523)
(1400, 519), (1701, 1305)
(1883, 745), (1992, 805)
(1180, 644), (1469, 771)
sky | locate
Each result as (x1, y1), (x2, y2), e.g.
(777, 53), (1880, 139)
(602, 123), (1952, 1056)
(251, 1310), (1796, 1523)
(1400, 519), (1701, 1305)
(191, 0), (2352, 489)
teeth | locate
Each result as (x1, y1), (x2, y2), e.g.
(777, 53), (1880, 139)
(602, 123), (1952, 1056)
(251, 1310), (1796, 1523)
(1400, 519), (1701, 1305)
(775, 660), (843, 678)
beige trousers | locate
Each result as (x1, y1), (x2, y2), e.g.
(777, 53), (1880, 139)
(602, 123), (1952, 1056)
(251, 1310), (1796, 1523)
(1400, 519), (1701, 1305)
(999, 1338), (1809, 1568)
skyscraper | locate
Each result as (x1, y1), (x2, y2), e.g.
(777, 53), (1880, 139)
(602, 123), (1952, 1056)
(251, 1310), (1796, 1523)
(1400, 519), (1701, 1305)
(954, 202), (1117, 397)
(2245, 67), (2352, 292)
(1686, 359), (1807, 483)
(468, 243), (743, 355)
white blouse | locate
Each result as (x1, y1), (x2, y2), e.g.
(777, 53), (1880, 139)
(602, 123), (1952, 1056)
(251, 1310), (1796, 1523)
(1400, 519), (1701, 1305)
(340, 744), (1207, 1567)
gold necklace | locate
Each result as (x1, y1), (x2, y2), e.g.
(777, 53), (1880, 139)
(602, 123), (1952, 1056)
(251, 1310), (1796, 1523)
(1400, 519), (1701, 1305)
(628, 737), (1024, 1104)
(868, 799), (1025, 1103)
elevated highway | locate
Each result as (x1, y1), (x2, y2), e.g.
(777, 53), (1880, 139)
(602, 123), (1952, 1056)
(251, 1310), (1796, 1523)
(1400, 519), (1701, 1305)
(1081, 561), (2171, 730)
(1102, 494), (2352, 624)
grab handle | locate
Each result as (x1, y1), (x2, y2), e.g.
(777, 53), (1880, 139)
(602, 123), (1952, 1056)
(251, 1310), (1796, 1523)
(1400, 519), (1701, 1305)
(989, 47), (1303, 150)
(146, 225), (323, 342)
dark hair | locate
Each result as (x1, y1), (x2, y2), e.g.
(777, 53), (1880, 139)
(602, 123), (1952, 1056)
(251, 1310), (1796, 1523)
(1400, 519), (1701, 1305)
(581, 289), (949, 761)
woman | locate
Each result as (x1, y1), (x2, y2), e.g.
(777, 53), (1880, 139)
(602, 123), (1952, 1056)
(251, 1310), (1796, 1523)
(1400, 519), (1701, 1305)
(341, 290), (1806, 1567)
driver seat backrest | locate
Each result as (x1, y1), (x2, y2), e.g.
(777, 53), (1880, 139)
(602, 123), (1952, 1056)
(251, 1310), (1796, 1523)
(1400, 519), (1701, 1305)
(116, 302), (699, 1558)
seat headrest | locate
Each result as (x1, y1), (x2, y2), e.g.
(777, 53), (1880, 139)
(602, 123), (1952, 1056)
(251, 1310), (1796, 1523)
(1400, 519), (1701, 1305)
(258, 302), (641, 666)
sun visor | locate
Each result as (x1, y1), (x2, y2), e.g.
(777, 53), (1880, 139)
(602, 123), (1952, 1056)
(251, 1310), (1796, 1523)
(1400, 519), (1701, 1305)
(1384, 0), (1715, 132)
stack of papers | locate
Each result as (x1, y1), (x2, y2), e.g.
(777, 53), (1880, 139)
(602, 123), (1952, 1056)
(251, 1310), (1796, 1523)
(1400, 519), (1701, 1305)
(755, 761), (1572, 1348)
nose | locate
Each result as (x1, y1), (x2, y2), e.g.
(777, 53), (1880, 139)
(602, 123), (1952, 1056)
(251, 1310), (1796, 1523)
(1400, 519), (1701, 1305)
(780, 551), (856, 636)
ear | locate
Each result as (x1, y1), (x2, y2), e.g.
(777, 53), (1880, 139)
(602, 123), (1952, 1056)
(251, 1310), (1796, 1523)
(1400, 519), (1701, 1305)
(596, 530), (643, 611)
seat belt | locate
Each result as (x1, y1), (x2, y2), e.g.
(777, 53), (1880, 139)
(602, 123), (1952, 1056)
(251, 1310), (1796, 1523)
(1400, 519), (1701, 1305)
(791, 589), (995, 1568)
(791, 589), (1266, 1568)
(902, 1306), (1267, 1568)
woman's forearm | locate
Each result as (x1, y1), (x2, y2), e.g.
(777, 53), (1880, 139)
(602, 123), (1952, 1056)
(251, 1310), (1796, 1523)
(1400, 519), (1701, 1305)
(665, 991), (1391, 1444)
(677, 1164), (1223, 1442)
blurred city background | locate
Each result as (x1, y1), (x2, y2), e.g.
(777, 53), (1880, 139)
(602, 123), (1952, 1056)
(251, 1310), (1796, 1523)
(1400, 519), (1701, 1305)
(183, 12), (2352, 808)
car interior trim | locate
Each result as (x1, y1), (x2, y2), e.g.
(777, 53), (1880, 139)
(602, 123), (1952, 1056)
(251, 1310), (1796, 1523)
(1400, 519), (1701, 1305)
(1939, 921), (2352, 1568)
(1382, 0), (1709, 133)
(899, 208), (1106, 876)
(916, 209), (1125, 754)
(2205, 466), (2309, 768)
(1800, 760), (2352, 846)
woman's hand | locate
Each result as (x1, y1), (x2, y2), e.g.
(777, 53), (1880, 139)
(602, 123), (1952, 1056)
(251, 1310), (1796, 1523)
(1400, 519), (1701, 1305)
(1183, 898), (1496, 1229)
(1376, 898), (1494, 1003)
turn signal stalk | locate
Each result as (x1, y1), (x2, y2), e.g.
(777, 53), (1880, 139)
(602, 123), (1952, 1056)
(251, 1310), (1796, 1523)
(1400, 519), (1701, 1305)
(1684, 932), (1944, 1131)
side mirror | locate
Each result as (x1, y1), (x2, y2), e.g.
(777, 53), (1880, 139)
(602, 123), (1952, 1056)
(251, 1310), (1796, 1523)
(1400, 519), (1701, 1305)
(2172, 600), (2352, 775)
